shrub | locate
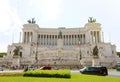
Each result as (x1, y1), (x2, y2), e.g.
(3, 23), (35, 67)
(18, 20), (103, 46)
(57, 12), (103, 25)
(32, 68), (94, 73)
(24, 70), (71, 78)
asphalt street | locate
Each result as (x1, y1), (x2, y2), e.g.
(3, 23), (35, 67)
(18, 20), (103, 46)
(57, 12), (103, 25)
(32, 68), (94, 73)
(0, 69), (120, 78)
(71, 69), (120, 78)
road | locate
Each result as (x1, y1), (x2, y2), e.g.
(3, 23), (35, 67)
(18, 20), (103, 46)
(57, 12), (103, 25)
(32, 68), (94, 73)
(71, 69), (120, 78)
(0, 70), (23, 73)
(0, 69), (120, 78)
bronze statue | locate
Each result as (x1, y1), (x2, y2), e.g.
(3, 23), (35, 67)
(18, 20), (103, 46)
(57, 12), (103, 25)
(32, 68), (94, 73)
(27, 18), (36, 24)
(88, 17), (96, 23)
(58, 30), (62, 39)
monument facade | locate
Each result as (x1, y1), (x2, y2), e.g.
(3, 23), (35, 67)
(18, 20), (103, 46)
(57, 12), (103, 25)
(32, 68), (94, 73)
(4, 18), (119, 68)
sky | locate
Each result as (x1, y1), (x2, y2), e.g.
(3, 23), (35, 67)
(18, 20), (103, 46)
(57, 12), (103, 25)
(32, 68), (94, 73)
(0, 0), (120, 52)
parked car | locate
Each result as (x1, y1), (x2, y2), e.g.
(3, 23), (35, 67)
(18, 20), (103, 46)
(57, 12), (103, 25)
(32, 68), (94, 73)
(24, 66), (35, 72)
(39, 66), (52, 70)
(0, 67), (4, 71)
(80, 66), (108, 76)
(29, 66), (35, 70)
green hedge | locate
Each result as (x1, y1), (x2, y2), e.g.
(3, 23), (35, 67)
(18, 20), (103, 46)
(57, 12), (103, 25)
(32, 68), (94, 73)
(24, 70), (71, 78)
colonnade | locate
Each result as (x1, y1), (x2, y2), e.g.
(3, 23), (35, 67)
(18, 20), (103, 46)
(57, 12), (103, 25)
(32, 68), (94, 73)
(91, 31), (101, 43)
(23, 31), (101, 46)
(38, 34), (86, 46)
(23, 32), (33, 43)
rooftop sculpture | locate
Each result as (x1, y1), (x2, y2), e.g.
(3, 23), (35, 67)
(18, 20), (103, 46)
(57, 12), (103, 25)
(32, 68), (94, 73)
(27, 18), (36, 24)
(88, 17), (96, 23)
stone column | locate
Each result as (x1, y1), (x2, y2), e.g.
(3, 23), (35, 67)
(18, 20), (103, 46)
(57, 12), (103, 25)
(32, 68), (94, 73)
(39, 34), (41, 45)
(43, 34), (45, 46)
(76, 34), (78, 45)
(42, 35), (44, 45)
(92, 31), (95, 43)
(95, 31), (97, 43)
(82, 34), (84, 44)
(44, 34), (47, 46)
(65, 35), (66, 46)
(31, 32), (33, 42)
(85, 34), (86, 44)
(83, 34), (85, 44)
(97, 31), (99, 43)
(41, 35), (42, 45)
(23, 32), (26, 43)
(68, 35), (69, 45)
(53, 35), (54, 46)
(73, 35), (75, 45)
(25, 32), (27, 43)
(50, 34), (51, 45)
(28, 32), (30, 43)
(92, 57), (100, 66)
(91, 31), (93, 43)
(70, 35), (72, 45)
(51, 35), (53, 45)
(99, 31), (101, 43)
(81, 34), (83, 44)
(93, 31), (95, 43)
(26, 32), (28, 43)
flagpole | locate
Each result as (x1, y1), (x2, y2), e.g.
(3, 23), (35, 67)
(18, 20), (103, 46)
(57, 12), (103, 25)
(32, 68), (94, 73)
(78, 27), (82, 61)
(35, 32), (38, 66)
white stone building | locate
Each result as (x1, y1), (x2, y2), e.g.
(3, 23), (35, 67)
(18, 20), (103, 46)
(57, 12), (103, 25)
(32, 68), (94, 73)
(5, 18), (119, 68)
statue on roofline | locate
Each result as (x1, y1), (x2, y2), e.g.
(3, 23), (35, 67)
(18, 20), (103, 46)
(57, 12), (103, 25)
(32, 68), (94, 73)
(27, 18), (36, 24)
(88, 17), (96, 23)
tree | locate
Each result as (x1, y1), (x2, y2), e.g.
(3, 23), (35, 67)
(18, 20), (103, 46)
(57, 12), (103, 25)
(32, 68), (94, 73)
(0, 52), (7, 57)
(117, 52), (120, 57)
(13, 46), (22, 56)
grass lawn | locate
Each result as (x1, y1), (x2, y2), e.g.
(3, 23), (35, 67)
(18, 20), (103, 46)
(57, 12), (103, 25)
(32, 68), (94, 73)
(0, 74), (120, 82)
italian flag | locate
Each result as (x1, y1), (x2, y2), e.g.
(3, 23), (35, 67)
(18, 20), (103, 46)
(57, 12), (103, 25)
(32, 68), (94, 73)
(78, 38), (80, 47)
(78, 41), (80, 47)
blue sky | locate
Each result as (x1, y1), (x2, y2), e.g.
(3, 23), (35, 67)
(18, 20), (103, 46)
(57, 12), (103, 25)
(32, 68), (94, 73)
(0, 0), (120, 52)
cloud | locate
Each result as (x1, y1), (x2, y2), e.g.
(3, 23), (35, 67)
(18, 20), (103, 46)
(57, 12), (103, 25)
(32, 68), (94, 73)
(0, 0), (22, 32)
(41, 0), (62, 23)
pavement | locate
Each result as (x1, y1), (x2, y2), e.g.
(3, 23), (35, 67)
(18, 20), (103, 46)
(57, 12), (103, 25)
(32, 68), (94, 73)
(108, 69), (120, 78)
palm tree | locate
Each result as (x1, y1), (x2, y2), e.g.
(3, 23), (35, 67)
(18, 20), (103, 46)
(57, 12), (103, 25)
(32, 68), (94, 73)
(92, 45), (99, 66)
